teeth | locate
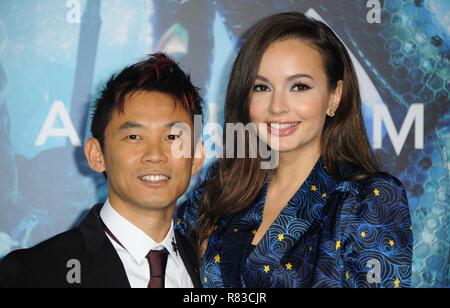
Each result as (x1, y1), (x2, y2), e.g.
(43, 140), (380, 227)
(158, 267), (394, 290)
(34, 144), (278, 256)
(269, 122), (299, 129)
(140, 175), (169, 182)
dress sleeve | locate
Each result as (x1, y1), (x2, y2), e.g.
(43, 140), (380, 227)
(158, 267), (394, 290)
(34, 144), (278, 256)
(340, 173), (413, 288)
(175, 161), (219, 236)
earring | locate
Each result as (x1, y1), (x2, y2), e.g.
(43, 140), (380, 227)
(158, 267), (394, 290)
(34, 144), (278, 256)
(328, 110), (335, 117)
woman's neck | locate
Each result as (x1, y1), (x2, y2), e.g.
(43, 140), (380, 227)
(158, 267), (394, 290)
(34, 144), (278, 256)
(272, 141), (321, 188)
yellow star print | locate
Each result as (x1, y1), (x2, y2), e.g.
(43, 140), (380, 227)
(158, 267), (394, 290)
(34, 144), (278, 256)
(286, 263), (293, 270)
(389, 240), (395, 247)
(204, 277), (208, 283)
(214, 254), (221, 263)
(278, 234), (285, 241)
(336, 240), (341, 250)
(177, 218), (183, 225)
(394, 277), (400, 288)
(322, 193), (327, 198)
(345, 272), (350, 281)
(373, 188), (380, 196)
(311, 185), (318, 191)
(264, 265), (270, 273)
(360, 231), (367, 238)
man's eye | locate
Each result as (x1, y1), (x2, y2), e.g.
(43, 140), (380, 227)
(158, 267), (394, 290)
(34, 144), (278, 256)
(167, 135), (180, 141)
(253, 84), (270, 92)
(128, 135), (141, 140)
(291, 83), (311, 92)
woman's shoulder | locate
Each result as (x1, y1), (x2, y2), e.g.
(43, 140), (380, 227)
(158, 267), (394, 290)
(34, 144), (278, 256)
(356, 171), (406, 198)
(337, 169), (405, 197)
(335, 170), (409, 218)
(340, 171), (410, 222)
(360, 171), (403, 187)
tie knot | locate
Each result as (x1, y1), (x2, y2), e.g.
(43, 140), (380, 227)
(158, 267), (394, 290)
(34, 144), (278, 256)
(146, 248), (169, 287)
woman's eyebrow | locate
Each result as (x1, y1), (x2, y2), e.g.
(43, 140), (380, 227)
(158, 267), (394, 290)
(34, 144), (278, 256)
(255, 73), (314, 84)
(255, 75), (270, 82)
(286, 73), (314, 81)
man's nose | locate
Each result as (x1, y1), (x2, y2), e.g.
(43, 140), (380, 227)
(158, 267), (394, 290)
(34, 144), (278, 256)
(141, 141), (168, 164)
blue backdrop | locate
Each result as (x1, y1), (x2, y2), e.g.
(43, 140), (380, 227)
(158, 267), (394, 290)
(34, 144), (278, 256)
(0, 0), (448, 288)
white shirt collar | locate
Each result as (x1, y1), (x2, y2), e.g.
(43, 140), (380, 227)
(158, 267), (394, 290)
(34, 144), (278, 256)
(100, 199), (180, 265)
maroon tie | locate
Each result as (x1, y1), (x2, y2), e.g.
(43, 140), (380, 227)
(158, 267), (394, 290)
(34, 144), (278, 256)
(146, 249), (169, 288)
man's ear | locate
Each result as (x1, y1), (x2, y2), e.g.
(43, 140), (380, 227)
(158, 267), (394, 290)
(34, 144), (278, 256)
(84, 138), (106, 174)
(327, 80), (343, 115)
(191, 141), (205, 176)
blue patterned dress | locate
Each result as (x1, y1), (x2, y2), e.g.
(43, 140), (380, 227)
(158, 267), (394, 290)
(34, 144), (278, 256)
(176, 159), (413, 288)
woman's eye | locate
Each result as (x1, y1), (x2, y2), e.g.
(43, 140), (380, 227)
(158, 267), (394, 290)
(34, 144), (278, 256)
(291, 83), (311, 92)
(253, 84), (270, 92)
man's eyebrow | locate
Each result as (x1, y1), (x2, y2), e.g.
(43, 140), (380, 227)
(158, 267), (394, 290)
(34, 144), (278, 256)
(165, 121), (184, 128)
(118, 121), (145, 130)
(118, 121), (187, 130)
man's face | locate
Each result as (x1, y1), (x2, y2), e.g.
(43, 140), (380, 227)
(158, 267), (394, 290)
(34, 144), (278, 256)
(86, 91), (203, 213)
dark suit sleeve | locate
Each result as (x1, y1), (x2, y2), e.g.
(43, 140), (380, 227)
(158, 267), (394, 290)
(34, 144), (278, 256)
(0, 251), (39, 288)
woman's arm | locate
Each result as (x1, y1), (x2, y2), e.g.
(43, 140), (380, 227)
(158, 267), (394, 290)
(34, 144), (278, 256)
(176, 161), (219, 236)
(340, 173), (413, 288)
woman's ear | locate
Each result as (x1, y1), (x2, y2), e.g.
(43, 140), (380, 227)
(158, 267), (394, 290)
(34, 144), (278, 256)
(84, 138), (106, 174)
(327, 80), (343, 117)
(191, 141), (205, 176)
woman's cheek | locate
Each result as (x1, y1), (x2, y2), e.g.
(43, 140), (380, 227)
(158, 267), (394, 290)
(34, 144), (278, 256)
(292, 97), (327, 119)
(249, 100), (266, 123)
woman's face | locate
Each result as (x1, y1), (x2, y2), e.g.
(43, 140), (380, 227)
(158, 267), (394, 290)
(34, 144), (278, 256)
(249, 38), (342, 154)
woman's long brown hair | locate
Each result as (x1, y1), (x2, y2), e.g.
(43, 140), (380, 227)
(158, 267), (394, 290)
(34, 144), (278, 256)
(197, 12), (379, 250)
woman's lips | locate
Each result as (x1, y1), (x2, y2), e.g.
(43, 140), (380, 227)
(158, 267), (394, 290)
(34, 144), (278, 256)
(267, 122), (301, 137)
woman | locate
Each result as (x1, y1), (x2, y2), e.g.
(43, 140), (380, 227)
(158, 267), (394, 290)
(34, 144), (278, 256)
(177, 12), (413, 288)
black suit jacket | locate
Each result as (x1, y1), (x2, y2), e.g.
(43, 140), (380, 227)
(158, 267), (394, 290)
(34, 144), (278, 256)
(0, 204), (202, 288)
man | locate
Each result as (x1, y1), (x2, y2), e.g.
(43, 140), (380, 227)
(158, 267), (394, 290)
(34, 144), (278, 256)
(0, 53), (205, 288)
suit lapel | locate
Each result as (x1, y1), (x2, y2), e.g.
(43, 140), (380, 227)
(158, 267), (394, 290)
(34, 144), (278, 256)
(79, 204), (131, 288)
(80, 204), (201, 288)
(175, 229), (202, 288)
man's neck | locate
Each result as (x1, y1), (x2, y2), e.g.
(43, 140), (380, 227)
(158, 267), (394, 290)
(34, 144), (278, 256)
(108, 197), (175, 243)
